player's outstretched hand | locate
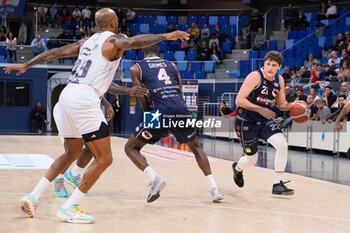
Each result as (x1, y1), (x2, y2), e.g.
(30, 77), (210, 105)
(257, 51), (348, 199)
(163, 30), (190, 41)
(3, 64), (28, 76)
(129, 86), (149, 97)
(259, 108), (276, 120)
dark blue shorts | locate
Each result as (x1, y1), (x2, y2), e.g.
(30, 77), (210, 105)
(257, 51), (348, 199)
(235, 117), (282, 155)
(134, 121), (197, 144)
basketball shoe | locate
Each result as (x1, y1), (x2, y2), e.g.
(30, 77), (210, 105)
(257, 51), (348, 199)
(64, 171), (81, 189)
(20, 194), (38, 217)
(210, 188), (224, 203)
(53, 177), (68, 198)
(57, 204), (95, 224)
(272, 180), (294, 195)
(232, 162), (244, 187)
(147, 175), (166, 203)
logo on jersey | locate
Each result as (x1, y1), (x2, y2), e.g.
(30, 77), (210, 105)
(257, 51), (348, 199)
(143, 110), (162, 129)
(141, 130), (153, 140)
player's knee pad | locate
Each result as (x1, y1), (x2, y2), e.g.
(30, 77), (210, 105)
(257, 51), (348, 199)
(245, 153), (258, 166)
(267, 133), (288, 155)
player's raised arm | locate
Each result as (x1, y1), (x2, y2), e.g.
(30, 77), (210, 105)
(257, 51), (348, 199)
(112, 30), (189, 51)
(130, 64), (150, 111)
(3, 39), (86, 76)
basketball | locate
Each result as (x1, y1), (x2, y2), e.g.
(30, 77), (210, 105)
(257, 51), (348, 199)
(290, 101), (310, 123)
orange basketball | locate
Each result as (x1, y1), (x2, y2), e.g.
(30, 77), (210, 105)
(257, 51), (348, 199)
(290, 101), (310, 123)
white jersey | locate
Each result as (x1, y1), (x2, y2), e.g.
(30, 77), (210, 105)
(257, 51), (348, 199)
(68, 31), (121, 97)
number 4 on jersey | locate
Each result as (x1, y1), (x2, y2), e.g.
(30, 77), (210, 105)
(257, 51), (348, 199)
(158, 68), (172, 84)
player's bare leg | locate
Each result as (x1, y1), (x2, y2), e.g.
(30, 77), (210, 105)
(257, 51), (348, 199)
(187, 137), (224, 202)
(124, 134), (165, 203)
(21, 138), (84, 217)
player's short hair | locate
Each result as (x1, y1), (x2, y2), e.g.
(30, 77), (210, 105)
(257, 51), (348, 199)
(264, 50), (283, 65)
(142, 45), (160, 56)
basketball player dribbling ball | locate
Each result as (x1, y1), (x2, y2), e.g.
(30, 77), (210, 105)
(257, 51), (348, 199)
(232, 51), (295, 195)
(124, 45), (224, 203)
(4, 8), (189, 223)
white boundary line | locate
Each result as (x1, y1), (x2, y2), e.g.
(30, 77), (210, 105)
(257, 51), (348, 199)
(3, 192), (350, 223)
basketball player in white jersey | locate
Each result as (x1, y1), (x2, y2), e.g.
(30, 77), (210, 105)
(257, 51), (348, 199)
(4, 8), (189, 223)
(53, 83), (148, 198)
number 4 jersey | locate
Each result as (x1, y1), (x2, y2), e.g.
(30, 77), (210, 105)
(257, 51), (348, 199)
(68, 31), (121, 98)
(136, 57), (188, 114)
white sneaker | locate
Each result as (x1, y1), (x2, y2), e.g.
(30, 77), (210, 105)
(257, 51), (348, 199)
(20, 194), (39, 217)
(147, 175), (166, 203)
(210, 188), (224, 203)
(56, 205), (95, 224)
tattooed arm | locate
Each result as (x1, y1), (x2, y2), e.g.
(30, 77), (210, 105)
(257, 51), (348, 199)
(113, 30), (189, 52)
(4, 39), (87, 75)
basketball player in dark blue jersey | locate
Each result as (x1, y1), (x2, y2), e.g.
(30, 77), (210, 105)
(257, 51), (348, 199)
(232, 51), (294, 195)
(124, 45), (224, 203)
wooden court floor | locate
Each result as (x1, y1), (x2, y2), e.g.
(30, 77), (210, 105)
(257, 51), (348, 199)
(0, 135), (350, 233)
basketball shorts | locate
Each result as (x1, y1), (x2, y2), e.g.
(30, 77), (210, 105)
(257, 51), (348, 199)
(54, 85), (107, 139)
(133, 121), (197, 144)
(235, 117), (281, 155)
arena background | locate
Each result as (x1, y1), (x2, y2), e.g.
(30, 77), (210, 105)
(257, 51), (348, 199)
(1, 1), (350, 232)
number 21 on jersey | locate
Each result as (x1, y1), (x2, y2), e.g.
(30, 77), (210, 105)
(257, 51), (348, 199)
(158, 68), (172, 84)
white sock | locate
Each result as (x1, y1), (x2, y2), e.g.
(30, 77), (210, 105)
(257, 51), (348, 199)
(144, 166), (158, 181)
(57, 174), (63, 178)
(62, 188), (86, 208)
(70, 163), (84, 177)
(274, 172), (284, 184)
(206, 174), (218, 190)
(30, 177), (51, 200)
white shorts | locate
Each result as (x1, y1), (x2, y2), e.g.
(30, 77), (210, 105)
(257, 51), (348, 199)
(54, 84), (107, 139)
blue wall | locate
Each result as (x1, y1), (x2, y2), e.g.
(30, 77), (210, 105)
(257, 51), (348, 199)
(0, 67), (48, 132)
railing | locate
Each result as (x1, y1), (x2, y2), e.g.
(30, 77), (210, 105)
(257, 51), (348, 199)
(220, 92), (238, 109)
(264, 6), (276, 39)
(203, 102), (219, 116)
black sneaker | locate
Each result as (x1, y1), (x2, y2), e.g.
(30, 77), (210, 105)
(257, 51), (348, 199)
(232, 162), (244, 188)
(272, 180), (294, 195)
